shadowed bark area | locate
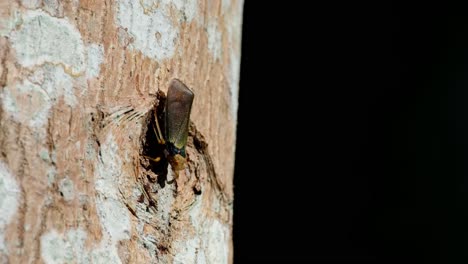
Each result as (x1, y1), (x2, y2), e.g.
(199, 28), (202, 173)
(0, 0), (242, 263)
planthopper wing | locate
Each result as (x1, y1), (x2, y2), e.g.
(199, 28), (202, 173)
(165, 79), (194, 154)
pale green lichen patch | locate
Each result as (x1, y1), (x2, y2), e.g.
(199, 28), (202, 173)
(40, 228), (88, 264)
(46, 168), (56, 187)
(139, 0), (198, 23)
(0, 4), (22, 37)
(116, 0), (178, 61)
(162, 0), (198, 22)
(207, 20), (222, 61)
(0, 161), (20, 256)
(58, 177), (75, 202)
(95, 135), (131, 241)
(40, 135), (133, 264)
(28, 65), (77, 106)
(21, 0), (41, 9)
(226, 1), (244, 119)
(205, 219), (230, 263)
(93, 134), (131, 263)
(173, 197), (230, 264)
(1, 80), (52, 129)
(39, 148), (51, 162)
(10, 10), (86, 75)
(86, 44), (104, 79)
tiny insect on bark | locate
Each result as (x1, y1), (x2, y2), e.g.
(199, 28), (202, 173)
(152, 79), (194, 171)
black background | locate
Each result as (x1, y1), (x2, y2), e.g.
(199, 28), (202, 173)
(233, 1), (468, 263)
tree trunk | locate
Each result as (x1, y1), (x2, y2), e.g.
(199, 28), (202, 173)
(0, 0), (242, 263)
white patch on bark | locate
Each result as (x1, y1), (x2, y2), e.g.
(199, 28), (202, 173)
(0, 161), (20, 255)
(133, 173), (176, 261)
(58, 177), (75, 202)
(188, 195), (203, 227)
(197, 249), (207, 263)
(0, 233), (4, 251)
(10, 10), (86, 75)
(95, 198), (130, 241)
(0, 3), (22, 37)
(43, 0), (64, 17)
(133, 190), (158, 260)
(0, 63), (81, 135)
(139, 0), (198, 23)
(29, 65), (76, 106)
(228, 49), (240, 118)
(39, 148), (51, 162)
(46, 168), (56, 187)
(205, 219), (230, 264)
(207, 20), (222, 61)
(90, 241), (125, 264)
(153, 169), (176, 229)
(162, 0), (198, 22)
(221, 0), (231, 14)
(174, 237), (202, 264)
(40, 218), (130, 264)
(85, 139), (97, 160)
(1, 80), (52, 129)
(94, 134), (130, 263)
(21, 0), (41, 9)
(139, 233), (158, 261)
(226, 0), (244, 119)
(20, 0), (41, 9)
(86, 44), (104, 79)
(173, 197), (230, 264)
(116, 0), (178, 61)
(40, 228), (88, 264)
(173, 218), (230, 264)
(173, 197), (202, 262)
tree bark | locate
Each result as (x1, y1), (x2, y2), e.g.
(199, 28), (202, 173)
(0, 0), (242, 263)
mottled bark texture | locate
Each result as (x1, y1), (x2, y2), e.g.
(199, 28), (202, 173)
(0, 0), (242, 263)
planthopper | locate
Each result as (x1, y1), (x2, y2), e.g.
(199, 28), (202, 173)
(152, 79), (194, 172)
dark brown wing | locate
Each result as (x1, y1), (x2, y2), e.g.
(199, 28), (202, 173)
(165, 79), (194, 150)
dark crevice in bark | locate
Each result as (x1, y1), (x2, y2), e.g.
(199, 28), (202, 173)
(16, 124), (26, 260)
(189, 122), (228, 202)
(141, 91), (169, 188)
(0, 37), (9, 89)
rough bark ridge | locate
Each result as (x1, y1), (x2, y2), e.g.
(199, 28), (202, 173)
(0, 0), (242, 263)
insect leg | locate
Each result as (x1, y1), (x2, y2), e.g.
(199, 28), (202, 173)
(143, 155), (161, 163)
(153, 112), (166, 145)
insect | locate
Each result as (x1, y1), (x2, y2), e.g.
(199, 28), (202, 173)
(151, 79), (194, 171)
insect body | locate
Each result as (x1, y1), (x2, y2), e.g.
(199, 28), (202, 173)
(153, 79), (194, 171)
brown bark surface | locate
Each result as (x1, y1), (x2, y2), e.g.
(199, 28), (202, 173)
(0, 0), (242, 263)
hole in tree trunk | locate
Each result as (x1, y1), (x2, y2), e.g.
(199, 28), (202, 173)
(141, 91), (169, 188)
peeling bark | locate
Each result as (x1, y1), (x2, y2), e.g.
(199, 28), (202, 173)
(0, 0), (242, 263)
